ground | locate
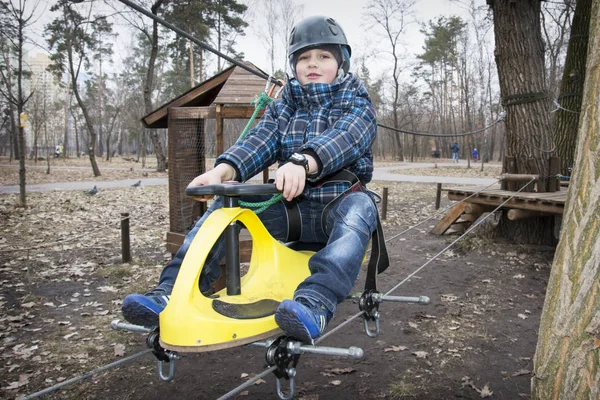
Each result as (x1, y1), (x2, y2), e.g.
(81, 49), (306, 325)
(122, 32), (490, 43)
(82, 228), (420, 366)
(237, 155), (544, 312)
(0, 157), (554, 400)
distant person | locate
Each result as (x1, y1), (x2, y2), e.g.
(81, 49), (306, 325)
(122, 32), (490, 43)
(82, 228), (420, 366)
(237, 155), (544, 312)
(55, 145), (61, 158)
(451, 142), (459, 163)
(472, 148), (478, 161)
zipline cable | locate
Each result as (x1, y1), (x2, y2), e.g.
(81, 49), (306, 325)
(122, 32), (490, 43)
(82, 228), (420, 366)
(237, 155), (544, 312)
(21, 349), (154, 399)
(116, 0), (281, 87)
(378, 112), (506, 138)
(218, 178), (533, 400)
(319, 177), (536, 340)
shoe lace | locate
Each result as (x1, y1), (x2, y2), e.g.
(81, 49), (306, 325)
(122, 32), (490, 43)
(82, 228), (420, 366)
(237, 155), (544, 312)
(145, 287), (170, 297)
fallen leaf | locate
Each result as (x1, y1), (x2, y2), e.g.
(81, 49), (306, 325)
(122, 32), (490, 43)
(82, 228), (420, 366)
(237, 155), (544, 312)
(240, 373), (249, 378)
(63, 332), (78, 340)
(253, 378), (266, 385)
(114, 343), (126, 357)
(324, 367), (355, 375)
(384, 345), (408, 352)
(517, 314), (528, 320)
(511, 369), (531, 377)
(21, 302), (35, 308)
(412, 351), (428, 359)
(329, 380), (342, 386)
(479, 384), (493, 398)
(97, 286), (118, 293)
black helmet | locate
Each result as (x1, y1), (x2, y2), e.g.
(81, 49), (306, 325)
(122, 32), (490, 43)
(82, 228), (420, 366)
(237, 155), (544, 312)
(288, 16), (352, 79)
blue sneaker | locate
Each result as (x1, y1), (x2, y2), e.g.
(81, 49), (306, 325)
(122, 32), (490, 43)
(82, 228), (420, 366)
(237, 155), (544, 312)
(274, 299), (331, 344)
(121, 286), (171, 327)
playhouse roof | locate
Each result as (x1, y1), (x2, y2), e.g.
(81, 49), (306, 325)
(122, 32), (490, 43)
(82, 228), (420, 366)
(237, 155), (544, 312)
(142, 61), (271, 129)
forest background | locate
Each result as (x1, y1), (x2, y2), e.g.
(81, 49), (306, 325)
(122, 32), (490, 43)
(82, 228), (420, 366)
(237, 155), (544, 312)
(0, 0), (576, 171)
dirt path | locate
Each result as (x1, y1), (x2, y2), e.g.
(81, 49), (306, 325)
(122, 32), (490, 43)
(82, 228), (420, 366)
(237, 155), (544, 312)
(0, 163), (552, 400)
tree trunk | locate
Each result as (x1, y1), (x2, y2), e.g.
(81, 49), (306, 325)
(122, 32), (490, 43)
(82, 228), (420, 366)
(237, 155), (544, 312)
(145, 1), (167, 172)
(71, 68), (100, 176)
(552, 0), (591, 176)
(491, 0), (555, 245)
(532, 2), (600, 397)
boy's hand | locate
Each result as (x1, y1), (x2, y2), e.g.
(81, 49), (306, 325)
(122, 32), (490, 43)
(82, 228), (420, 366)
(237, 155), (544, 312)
(187, 164), (235, 202)
(275, 163), (306, 201)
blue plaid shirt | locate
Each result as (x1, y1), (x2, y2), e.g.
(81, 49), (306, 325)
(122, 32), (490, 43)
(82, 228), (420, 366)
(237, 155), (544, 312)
(216, 73), (377, 204)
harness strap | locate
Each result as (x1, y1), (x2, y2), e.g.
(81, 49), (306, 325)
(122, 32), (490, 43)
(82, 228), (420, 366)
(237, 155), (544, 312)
(282, 169), (390, 292)
(317, 170), (390, 292)
(284, 200), (302, 242)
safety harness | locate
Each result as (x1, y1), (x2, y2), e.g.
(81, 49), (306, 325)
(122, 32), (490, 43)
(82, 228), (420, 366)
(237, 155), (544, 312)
(283, 169), (389, 292)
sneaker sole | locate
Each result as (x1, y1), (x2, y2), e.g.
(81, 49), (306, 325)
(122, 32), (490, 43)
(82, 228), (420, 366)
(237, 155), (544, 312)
(121, 302), (159, 327)
(274, 306), (314, 344)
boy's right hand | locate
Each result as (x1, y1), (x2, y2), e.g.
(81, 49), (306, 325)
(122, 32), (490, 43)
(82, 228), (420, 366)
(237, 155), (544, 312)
(187, 164), (235, 202)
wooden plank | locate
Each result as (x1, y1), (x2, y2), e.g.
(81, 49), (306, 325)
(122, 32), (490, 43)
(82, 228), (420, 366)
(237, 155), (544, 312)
(220, 107), (266, 118)
(166, 231), (185, 254)
(144, 68), (233, 127)
(431, 202), (468, 235)
(169, 106), (216, 120)
(448, 194), (564, 214)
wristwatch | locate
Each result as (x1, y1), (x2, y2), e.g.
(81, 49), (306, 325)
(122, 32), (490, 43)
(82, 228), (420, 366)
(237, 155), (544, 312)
(289, 153), (309, 175)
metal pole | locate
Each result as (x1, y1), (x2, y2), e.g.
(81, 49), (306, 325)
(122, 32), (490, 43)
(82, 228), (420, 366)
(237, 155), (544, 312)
(121, 213), (131, 263)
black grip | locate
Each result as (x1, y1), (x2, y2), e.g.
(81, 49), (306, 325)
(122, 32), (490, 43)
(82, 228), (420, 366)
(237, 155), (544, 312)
(185, 183), (280, 197)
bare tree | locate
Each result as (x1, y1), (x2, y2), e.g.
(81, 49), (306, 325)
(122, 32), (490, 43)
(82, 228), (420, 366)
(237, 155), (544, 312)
(532, 2), (600, 397)
(0, 0), (36, 207)
(364, 0), (416, 161)
(113, 0), (167, 171)
(46, 0), (113, 177)
(541, 0), (575, 98)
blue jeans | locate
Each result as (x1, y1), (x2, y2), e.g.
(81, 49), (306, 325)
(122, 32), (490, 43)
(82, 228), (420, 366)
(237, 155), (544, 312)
(158, 192), (378, 316)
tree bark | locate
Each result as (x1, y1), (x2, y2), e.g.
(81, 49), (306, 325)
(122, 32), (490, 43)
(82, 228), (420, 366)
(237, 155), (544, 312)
(532, 2), (600, 397)
(491, 0), (556, 245)
(553, 0), (592, 176)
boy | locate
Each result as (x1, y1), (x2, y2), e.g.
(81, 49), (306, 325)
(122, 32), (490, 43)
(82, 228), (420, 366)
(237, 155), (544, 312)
(122, 16), (380, 343)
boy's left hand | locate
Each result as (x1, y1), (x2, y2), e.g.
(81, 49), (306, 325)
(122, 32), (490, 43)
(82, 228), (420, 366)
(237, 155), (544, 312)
(275, 163), (306, 201)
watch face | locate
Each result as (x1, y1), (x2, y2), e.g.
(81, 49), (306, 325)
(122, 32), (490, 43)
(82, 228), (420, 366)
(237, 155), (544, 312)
(291, 153), (306, 163)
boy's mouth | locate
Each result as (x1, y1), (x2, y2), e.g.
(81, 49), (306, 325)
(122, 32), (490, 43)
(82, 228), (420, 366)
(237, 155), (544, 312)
(306, 73), (321, 79)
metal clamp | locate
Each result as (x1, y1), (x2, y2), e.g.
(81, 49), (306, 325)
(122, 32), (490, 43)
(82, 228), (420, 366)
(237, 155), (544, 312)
(146, 329), (181, 382)
(265, 337), (300, 400)
(359, 290), (381, 337)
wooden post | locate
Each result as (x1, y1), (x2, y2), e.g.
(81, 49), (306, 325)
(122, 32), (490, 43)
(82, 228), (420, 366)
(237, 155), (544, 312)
(121, 213), (131, 263)
(435, 183), (442, 209)
(381, 187), (388, 220)
(549, 156), (560, 192)
(528, 158), (542, 193)
(215, 104), (224, 156)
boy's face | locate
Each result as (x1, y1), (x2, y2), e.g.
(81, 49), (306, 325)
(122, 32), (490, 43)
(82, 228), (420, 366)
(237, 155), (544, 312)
(295, 48), (339, 85)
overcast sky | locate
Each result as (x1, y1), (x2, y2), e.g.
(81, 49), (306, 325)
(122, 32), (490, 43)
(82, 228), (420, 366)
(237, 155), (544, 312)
(25, 0), (477, 83)
(237, 0), (474, 77)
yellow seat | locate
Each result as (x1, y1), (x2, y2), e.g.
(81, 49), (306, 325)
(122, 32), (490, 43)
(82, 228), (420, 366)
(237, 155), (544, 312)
(159, 206), (312, 352)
